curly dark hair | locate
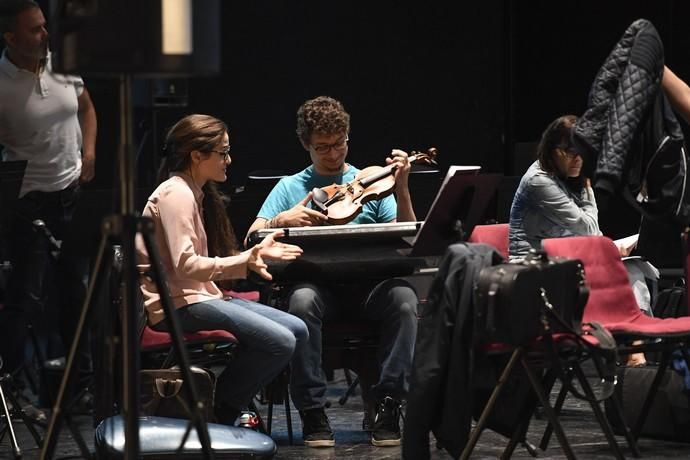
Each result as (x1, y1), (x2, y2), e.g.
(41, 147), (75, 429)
(158, 114), (239, 259)
(296, 96), (350, 145)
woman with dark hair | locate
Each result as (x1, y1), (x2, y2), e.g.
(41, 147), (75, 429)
(509, 114), (657, 366)
(136, 114), (309, 424)
(509, 114), (600, 259)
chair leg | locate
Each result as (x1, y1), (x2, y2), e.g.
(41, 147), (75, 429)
(503, 367), (560, 459)
(520, 355), (576, 460)
(501, 399), (538, 459)
(539, 380), (568, 450)
(460, 348), (523, 460)
(632, 352), (671, 439)
(571, 362), (628, 460)
(338, 375), (360, 406)
(606, 388), (641, 458)
(266, 397), (274, 435)
(284, 385), (293, 445)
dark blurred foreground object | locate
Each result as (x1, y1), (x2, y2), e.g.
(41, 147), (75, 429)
(49, 0), (220, 76)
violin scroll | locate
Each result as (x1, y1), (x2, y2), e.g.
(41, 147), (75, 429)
(408, 147), (438, 167)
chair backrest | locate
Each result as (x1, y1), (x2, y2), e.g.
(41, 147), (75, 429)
(468, 223), (509, 259)
(542, 236), (643, 325)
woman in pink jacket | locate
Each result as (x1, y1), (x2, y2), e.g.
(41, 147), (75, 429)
(136, 114), (308, 425)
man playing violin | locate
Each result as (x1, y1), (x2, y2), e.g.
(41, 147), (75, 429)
(245, 96), (418, 448)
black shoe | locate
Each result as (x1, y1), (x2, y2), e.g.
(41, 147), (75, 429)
(371, 396), (402, 447)
(299, 407), (335, 447)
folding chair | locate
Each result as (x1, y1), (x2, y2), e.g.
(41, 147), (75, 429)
(462, 299), (627, 460)
(468, 223), (509, 259)
(543, 235), (690, 444)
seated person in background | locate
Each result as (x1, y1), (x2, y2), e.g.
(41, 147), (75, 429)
(245, 96), (418, 448)
(509, 114), (657, 365)
(136, 114), (308, 425)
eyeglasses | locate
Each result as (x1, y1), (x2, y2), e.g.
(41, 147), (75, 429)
(561, 148), (580, 159)
(208, 147), (231, 161)
(311, 136), (349, 155)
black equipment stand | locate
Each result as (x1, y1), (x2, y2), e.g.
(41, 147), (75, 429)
(40, 75), (215, 459)
(1, 361), (45, 458)
(0, 161), (45, 459)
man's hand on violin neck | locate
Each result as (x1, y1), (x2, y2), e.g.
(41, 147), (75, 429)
(388, 149), (411, 189)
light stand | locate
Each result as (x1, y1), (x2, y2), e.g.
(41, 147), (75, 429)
(39, 75), (215, 459)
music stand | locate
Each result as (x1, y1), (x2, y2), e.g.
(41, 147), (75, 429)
(409, 171), (502, 256)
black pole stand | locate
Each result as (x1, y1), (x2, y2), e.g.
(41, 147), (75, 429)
(1, 363), (45, 458)
(39, 75), (215, 459)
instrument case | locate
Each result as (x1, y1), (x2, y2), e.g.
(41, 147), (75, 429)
(474, 250), (588, 345)
(95, 415), (277, 459)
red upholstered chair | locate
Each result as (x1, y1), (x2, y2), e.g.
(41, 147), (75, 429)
(140, 326), (238, 370)
(139, 290), (257, 369)
(543, 235), (690, 441)
(468, 223), (509, 259)
(461, 253), (629, 459)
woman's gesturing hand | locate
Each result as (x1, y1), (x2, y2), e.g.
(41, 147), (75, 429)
(258, 230), (303, 261)
(247, 230), (303, 281)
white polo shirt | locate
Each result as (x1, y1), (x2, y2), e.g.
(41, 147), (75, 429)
(0, 50), (84, 196)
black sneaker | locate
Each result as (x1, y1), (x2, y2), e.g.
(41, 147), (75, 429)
(299, 407), (335, 447)
(371, 396), (402, 447)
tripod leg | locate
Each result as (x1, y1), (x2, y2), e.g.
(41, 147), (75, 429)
(40, 234), (110, 460)
(140, 219), (215, 459)
(0, 377), (22, 458)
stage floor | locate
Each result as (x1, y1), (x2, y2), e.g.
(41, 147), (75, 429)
(5, 369), (690, 459)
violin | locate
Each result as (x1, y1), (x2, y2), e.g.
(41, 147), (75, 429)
(311, 147), (438, 225)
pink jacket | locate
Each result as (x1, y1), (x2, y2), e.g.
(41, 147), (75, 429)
(136, 173), (249, 325)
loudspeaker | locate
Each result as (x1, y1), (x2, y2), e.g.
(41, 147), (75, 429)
(49, 0), (220, 76)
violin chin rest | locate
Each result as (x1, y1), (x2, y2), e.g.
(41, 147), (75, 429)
(311, 187), (329, 213)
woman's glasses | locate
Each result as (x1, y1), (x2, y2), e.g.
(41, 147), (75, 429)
(209, 147), (231, 161)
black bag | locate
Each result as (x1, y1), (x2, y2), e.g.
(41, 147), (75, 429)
(474, 250), (588, 345)
(605, 364), (690, 442)
(140, 366), (216, 421)
(653, 284), (687, 319)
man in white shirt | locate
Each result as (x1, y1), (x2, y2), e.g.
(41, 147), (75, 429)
(0, 0), (97, 382)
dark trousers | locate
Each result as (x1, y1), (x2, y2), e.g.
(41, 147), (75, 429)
(0, 185), (88, 379)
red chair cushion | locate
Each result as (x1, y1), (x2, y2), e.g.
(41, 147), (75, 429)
(141, 325), (238, 351)
(543, 236), (690, 337)
(469, 224), (509, 260)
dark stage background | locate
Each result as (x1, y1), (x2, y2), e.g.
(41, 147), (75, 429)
(22, 0), (690, 239)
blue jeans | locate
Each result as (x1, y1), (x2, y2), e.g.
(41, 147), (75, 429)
(287, 278), (418, 410)
(153, 297), (308, 409)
